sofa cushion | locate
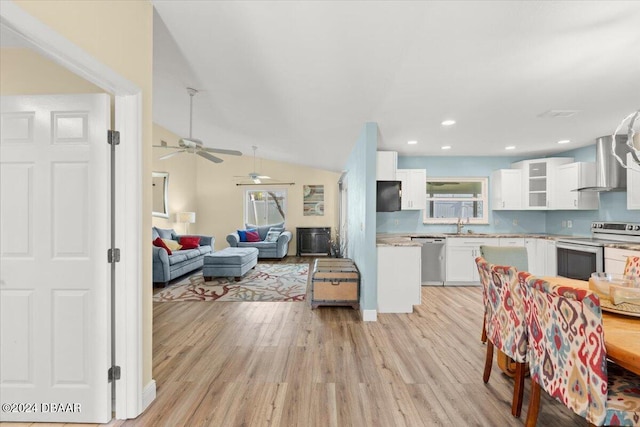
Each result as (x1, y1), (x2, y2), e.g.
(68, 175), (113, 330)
(246, 222), (284, 241)
(197, 245), (213, 255)
(167, 248), (202, 265)
(162, 238), (182, 251)
(179, 236), (200, 249)
(237, 241), (276, 249)
(155, 227), (177, 240)
(246, 230), (261, 242)
(153, 237), (173, 255)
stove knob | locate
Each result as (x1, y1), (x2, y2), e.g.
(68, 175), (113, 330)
(635, 225), (640, 231)
(597, 223), (603, 229)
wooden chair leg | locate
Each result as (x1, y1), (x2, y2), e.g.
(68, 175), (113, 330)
(480, 318), (487, 343)
(483, 340), (494, 383)
(512, 362), (526, 417)
(525, 380), (541, 427)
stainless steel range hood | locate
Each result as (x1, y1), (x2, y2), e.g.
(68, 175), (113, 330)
(577, 135), (631, 192)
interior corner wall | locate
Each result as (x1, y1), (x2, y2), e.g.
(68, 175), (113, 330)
(12, 0), (155, 387)
(152, 124), (197, 231)
(344, 122), (378, 313)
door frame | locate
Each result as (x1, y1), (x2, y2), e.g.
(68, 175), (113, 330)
(1, 2), (145, 419)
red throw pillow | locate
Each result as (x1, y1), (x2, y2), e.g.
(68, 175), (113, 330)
(153, 237), (172, 255)
(245, 230), (261, 242)
(179, 236), (201, 250)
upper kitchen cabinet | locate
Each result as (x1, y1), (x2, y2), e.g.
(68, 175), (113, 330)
(628, 152), (640, 210)
(376, 151), (397, 181)
(491, 169), (522, 210)
(553, 162), (599, 210)
(396, 169), (426, 210)
(512, 157), (573, 209)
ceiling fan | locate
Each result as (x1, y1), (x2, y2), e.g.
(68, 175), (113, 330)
(153, 88), (242, 163)
(234, 146), (271, 184)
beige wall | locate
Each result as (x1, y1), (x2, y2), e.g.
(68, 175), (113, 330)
(152, 124), (198, 231)
(11, 0), (154, 385)
(152, 125), (341, 251)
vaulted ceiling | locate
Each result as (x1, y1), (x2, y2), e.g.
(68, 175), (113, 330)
(152, 1), (640, 171)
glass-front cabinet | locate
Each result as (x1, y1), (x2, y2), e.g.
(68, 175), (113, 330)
(511, 158), (573, 209)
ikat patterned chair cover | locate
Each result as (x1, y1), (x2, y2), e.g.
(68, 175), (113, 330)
(475, 256), (492, 343)
(476, 258), (528, 417)
(518, 272), (640, 426)
(624, 256), (640, 279)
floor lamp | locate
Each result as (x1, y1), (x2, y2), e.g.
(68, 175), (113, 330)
(176, 211), (196, 235)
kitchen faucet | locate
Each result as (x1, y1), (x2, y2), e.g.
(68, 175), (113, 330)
(457, 217), (468, 234)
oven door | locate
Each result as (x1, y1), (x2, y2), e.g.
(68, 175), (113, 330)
(556, 241), (604, 280)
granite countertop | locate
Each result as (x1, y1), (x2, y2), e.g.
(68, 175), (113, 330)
(375, 232), (640, 251)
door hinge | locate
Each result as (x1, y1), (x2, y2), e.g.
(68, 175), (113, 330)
(108, 130), (120, 145)
(108, 366), (121, 382)
(108, 248), (121, 263)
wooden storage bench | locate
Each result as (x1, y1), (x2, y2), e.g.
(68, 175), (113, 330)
(311, 258), (360, 309)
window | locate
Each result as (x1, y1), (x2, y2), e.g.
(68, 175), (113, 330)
(244, 188), (287, 225)
(423, 177), (488, 224)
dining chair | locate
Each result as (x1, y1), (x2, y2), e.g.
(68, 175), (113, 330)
(476, 257), (528, 417)
(478, 245), (528, 344)
(624, 255), (640, 278)
(518, 272), (640, 426)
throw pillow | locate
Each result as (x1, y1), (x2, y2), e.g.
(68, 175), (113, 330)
(153, 237), (172, 255)
(162, 238), (182, 251)
(179, 236), (200, 250)
(264, 230), (281, 243)
(246, 230), (261, 242)
(237, 229), (248, 242)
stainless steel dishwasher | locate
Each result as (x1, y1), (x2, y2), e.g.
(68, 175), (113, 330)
(411, 237), (446, 286)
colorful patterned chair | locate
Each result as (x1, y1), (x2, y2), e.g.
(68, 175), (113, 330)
(476, 257), (528, 417)
(518, 272), (640, 426)
(478, 245), (528, 343)
(624, 255), (640, 278)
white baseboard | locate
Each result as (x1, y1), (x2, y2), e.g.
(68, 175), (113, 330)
(142, 379), (156, 411)
(361, 309), (377, 322)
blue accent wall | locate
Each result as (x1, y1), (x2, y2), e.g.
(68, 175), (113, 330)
(344, 123), (378, 312)
(377, 146), (638, 236)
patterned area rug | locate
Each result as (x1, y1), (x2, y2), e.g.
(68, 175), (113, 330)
(154, 263), (309, 302)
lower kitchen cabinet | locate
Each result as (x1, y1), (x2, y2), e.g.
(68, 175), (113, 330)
(605, 247), (640, 275)
(445, 237), (499, 285)
(524, 238), (557, 276)
(377, 245), (421, 313)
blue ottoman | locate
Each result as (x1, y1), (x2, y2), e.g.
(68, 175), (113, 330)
(203, 247), (259, 281)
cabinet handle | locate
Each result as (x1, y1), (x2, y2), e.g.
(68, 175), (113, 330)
(574, 200), (577, 207)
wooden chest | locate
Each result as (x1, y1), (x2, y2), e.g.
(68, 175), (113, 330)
(311, 258), (360, 309)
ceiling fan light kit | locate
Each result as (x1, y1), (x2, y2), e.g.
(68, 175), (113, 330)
(153, 87), (242, 163)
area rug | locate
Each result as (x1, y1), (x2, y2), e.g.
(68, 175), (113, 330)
(153, 263), (309, 302)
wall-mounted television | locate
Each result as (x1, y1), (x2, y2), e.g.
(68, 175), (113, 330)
(376, 181), (402, 212)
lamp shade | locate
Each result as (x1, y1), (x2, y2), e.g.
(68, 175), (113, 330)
(176, 212), (196, 224)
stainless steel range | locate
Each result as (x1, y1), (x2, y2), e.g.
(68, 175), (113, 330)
(556, 222), (640, 280)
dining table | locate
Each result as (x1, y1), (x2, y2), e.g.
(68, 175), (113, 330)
(543, 276), (640, 376)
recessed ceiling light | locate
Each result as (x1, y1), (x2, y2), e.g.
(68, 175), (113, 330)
(407, 140), (418, 145)
(441, 120), (456, 126)
(505, 146), (516, 150)
(557, 139), (571, 144)
(441, 145), (451, 150)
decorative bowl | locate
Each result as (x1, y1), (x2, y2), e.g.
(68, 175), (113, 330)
(589, 272), (638, 297)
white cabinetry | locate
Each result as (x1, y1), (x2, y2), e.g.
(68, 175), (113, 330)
(499, 237), (525, 247)
(491, 169), (523, 210)
(445, 237), (499, 285)
(628, 152), (640, 210)
(554, 162), (599, 210)
(396, 169), (426, 210)
(605, 247), (640, 275)
(524, 238), (557, 276)
(512, 157), (573, 209)
(377, 245), (422, 313)
(376, 151), (397, 181)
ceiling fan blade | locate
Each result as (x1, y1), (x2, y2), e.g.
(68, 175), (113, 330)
(159, 150), (185, 160)
(257, 175), (271, 179)
(180, 137), (203, 146)
(253, 178), (261, 184)
(201, 147), (243, 156)
(196, 151), (223, 163)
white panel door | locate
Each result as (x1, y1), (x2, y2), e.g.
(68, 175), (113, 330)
(0, 94), (111, 423)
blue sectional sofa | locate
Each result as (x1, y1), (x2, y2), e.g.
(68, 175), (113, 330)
(152, 227), (214, 286)
(226, 222), (292, 259)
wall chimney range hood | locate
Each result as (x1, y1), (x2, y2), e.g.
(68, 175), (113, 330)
(577, 135), (631, 192)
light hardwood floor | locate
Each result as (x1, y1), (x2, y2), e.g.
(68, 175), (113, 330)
(3, 258), (584, 427)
